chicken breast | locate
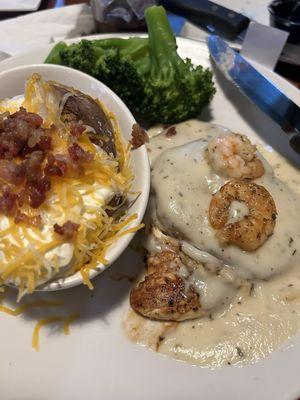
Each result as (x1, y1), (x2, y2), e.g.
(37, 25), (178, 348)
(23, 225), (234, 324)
(130, 227), (238, 321)
(130, 250), (203, 321)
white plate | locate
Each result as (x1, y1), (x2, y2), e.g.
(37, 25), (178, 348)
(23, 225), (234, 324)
(0, 0), (42, 12)
(1, 35), (300, 400)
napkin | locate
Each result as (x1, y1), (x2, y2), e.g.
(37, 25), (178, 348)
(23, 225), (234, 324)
(0, 4), (95, 56)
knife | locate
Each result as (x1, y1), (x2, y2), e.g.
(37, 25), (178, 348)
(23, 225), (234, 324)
(207, 35), (300, 155)
(160, 0), (300, 66)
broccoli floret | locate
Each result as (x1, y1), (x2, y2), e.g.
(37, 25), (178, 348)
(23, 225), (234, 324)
(45, 6), (215, 124)
(137, 5), (215, 123)
(94, 49), (146, 108)
(45, 40), (101, 76)
(45, 38), (148, 111)
(45, 41), (68, 65)
(46, 39), (117, 78)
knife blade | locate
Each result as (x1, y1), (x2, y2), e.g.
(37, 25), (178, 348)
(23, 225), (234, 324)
(207, 35), (300, 155)
(160, 0), (300, 66)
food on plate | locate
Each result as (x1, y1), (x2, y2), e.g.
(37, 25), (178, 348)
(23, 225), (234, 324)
(130, 226), (238, 321)
(146, 128), (298, 281)
(0, 297), (80, 351)
(32, 311), (80, 351)
(45, 6), (215, 124)
(0, 73), (140, 299)
(130, 123), (149, 149)
(205, 133), (265, 179)
(209, 181), (276, 251)
(124, 120), (300, 367)
(131, 249), (203, 322)
(50, 81), (116, 155)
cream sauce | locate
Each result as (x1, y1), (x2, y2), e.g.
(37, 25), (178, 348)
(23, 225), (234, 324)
(124, 120), (300, 368)
(151, 130), (300, 280)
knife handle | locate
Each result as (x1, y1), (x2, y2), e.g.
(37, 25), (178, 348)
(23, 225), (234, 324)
(160, 0), (250, 38)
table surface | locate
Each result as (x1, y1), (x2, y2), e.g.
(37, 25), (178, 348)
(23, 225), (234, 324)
(1, 0), (300, 88)
(45, 0), (300, 88)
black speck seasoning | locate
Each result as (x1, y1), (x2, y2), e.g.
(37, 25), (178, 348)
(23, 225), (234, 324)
(250, 282), (255, 296)
(236, 346), (244, 358)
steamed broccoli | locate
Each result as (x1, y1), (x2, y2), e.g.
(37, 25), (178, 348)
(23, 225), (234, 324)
(138, 6), (215, 123)
(45, 6), (215, 124)
(45, 38), (148, 108)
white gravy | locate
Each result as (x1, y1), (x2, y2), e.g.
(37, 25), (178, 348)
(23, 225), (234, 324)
(123, 120), (300, 367)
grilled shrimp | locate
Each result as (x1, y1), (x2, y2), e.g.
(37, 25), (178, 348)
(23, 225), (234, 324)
(209, 181), (277, 251)
(205, 133), (265, 179)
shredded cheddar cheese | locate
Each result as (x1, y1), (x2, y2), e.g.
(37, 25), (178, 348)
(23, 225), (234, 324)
(32, 312), (80, 351)
(63, 312), (80, 335)
(0, 294), (80, 351)
(0, 300), (63, 316)
(32, 316), (64, 351)
(0, 74), (143, 297)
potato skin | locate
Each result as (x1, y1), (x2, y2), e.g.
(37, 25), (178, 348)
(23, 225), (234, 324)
(51, 83), (116, 156)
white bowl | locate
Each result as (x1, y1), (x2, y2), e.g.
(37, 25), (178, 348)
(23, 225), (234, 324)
(0, 64), (150, 291)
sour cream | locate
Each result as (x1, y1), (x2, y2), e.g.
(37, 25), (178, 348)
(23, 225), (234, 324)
(4, 185), (115, 291)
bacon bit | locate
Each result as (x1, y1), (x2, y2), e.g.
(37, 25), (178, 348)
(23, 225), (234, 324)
(27, 177), (51, 209)
(0, 107), (46, 159)
(165, 126), (177, 137)
(130, 123), (149, 149)
(0, 160), (26, 186)
(70, 123), (85, 138)
(14, 211), (42, 227)
(68, 143), (94, 163)
(38, 135), (52, 151)
(0, 190), (17, 215)
(54, 220), (80, 239)
(24, 151), (44, 183)
(17, 188), (29, 207)
(18, 146), (36, 159)
(35, 177), (51, 193)
(19, 137), (51, 158)
(0, 108), (92, 215)
(10, 107), (43, 128)
(45, 153), (67, 177)
(28, 189), (46, 209)
(27, 129), (44, 148)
